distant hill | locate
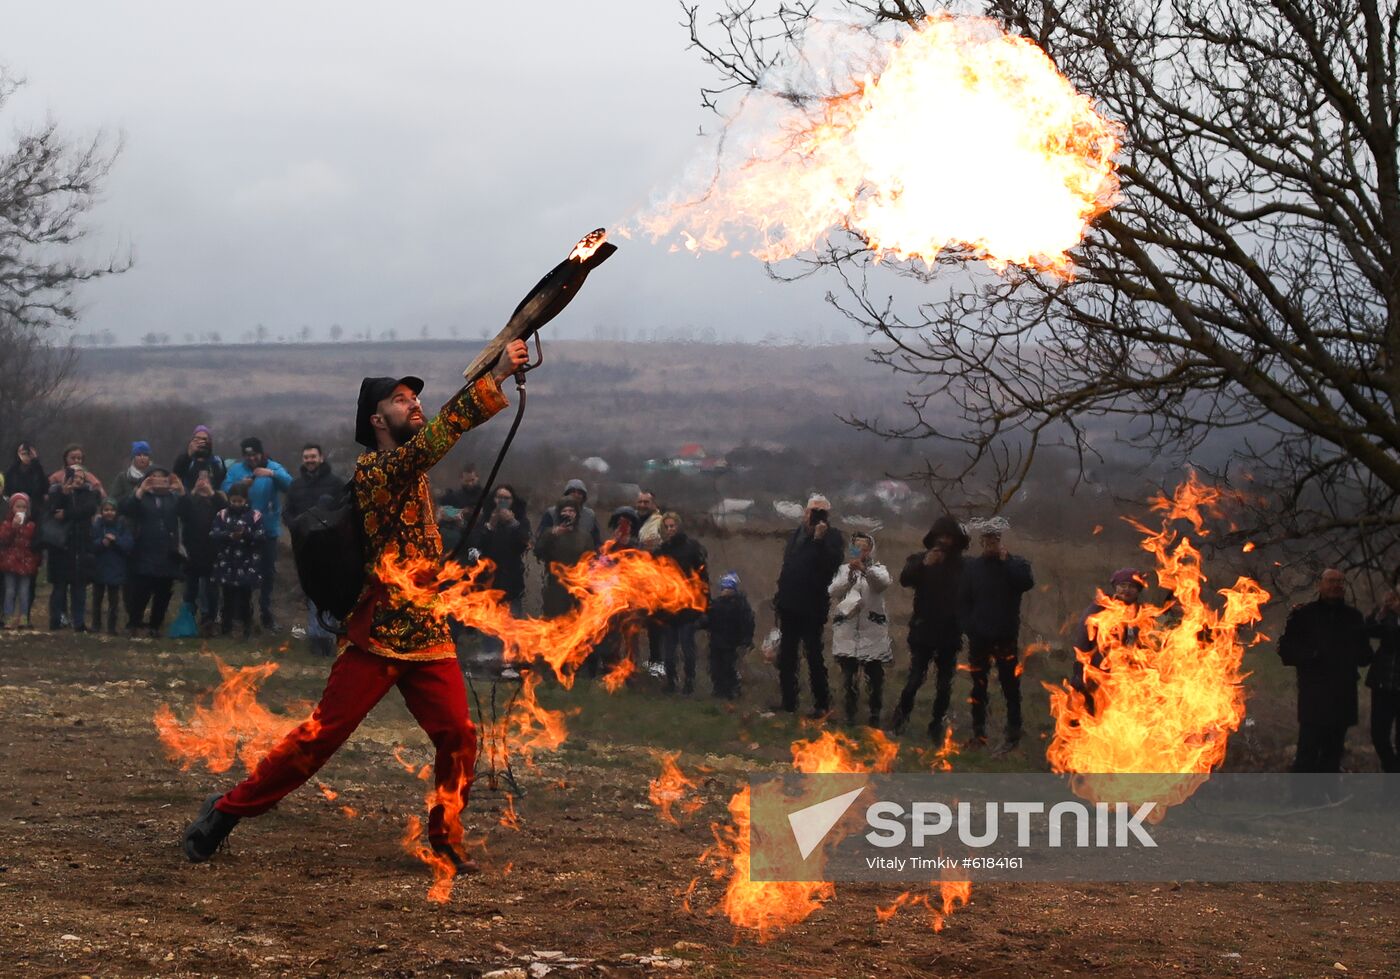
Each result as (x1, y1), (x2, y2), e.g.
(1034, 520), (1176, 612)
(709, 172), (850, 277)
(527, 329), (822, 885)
(75, 339), (916, 455)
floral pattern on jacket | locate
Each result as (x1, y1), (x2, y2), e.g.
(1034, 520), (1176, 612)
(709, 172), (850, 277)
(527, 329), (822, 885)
(348, 375), (508, 660)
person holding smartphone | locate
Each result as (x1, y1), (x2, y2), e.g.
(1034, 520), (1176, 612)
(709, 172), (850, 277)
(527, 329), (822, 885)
(0, 493), (40, 628)
(772, 493), (845, 718)
(534, 497), (594, 619)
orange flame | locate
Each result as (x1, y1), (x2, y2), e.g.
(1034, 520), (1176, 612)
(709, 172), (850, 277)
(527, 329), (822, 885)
(601, 654), (636, 693)
(699, 730), (921, 941)
(1017, 640), (1051, 678)
(500, 670), (574, 771)
(499, 794), (522, 832)
(569, 227), (608, 262)
(929, 724), (959, 773)
(400, 815), (456, 904)
(153, 657), (315, 774)
(875, 879), (972, 932)
(1048, 474), (1270, 811)
(649, 750), (704, 826)
(377, 547), (706, 687)
(636, 13), (1119, 275)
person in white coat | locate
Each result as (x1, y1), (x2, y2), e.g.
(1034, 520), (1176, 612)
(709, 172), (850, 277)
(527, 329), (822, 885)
(829, 531), (893, 727)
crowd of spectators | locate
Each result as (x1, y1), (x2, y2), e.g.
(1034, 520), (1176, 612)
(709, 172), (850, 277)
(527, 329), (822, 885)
(2, 434), (1397, 771)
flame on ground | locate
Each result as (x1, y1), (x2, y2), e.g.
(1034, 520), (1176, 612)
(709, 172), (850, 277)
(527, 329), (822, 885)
(699, 729), (925, 941)
(500, 794), (522, 832)
(153, 658), (315, 774)
(929, 725), (959, 773)
(876, 880), (972, 932)
(401, 815), (457, 904)
(649, 749), (704, 826)
(635, 13), (1119, 275)
(1047, 473), (1270, 810)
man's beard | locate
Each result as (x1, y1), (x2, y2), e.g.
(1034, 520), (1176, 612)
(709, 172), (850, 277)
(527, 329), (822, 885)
(387, 415), (424, 446)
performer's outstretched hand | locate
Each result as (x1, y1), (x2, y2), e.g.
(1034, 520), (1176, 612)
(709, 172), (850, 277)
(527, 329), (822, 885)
(493, 339), (530, 382)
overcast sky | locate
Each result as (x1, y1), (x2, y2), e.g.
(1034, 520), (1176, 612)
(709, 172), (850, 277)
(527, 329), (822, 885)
(3, 0), (863, 345)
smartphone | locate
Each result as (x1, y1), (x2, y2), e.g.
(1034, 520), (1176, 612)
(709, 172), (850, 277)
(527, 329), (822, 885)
(809, 508), (829, 527)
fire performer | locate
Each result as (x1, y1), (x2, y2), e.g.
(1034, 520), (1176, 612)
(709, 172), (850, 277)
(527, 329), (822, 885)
(181, 338), (531, 871)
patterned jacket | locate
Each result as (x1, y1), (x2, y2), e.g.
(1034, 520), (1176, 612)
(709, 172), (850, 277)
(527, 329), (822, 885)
(345, 375), (508, 660)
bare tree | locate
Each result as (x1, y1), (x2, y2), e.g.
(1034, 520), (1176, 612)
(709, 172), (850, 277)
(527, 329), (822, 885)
(0, 68), (125, 441)
(684, 0), (1400, 571)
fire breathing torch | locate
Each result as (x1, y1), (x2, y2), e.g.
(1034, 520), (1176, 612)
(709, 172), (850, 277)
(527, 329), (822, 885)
(461, 228), (618, 385)
(454, 228), (618, 550)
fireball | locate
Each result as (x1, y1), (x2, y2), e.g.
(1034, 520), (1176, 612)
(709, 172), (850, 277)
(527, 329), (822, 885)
(637, 13), (1120, 274)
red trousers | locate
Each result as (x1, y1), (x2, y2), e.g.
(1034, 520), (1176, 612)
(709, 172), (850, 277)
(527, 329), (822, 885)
(216, 645), (476, 844)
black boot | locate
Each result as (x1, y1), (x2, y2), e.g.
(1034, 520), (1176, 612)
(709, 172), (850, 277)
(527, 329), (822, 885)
(928, 715), (947, 743)
(183, 794), (240, 862)
(430, 841), (480, 876)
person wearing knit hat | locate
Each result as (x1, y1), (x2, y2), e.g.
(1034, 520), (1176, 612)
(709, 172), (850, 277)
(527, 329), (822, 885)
(1069, 567), (1150, 715)
(110, 440), (154, 502)
(704, 570), (755, 700)
(174, 425), (227, 493)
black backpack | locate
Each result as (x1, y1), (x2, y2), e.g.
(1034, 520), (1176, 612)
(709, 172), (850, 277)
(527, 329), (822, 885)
(288, 482), (364, 624)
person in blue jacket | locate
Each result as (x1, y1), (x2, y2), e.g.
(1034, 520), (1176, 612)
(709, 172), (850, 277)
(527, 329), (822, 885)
(89, 499), (134, 635)
(221, 436), (292, 632)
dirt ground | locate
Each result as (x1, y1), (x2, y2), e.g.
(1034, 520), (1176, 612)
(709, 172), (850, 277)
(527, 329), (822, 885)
(2, 631), (1397, 979)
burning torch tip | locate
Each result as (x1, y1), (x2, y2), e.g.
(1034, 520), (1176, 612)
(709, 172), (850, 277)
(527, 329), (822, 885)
(569, 228), (609, 263)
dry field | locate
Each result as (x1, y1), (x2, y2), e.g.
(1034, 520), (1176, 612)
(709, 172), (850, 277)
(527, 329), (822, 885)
(1, 511), (1396, 977)
(1, 625), (1397, 978)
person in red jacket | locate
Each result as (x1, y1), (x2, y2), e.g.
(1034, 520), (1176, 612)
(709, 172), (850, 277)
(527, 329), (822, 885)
(0, 493), (41, 628)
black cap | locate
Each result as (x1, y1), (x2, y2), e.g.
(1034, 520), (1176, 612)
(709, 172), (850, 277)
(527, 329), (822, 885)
(356, 375), (425, 448)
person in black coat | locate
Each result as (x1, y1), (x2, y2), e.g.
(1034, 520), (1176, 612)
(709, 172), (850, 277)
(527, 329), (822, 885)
(890, 514), (969, 739)
(172, 425), (228, 493)
(1366, 586), (1400, 772)
(6, 442), (48, 503)
(656, 511), (710, 694)
(44, 467), (99, 631)
(469, 484), (532, 613)
(283, 444), (346, 655)
(705, 571), (756, 699)
(178, 471), (227, 634)
(773, 494), (845, 716)
(467, 484), (532, 669)
(1277, 568), (1372, 776)
(958, 520), (1035, 746)
(284, 445), (342, 521)
(119, 469), (186, 637)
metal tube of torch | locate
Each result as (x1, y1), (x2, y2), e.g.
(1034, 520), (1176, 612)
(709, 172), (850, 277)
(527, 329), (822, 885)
(462, 228), (618, 384)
